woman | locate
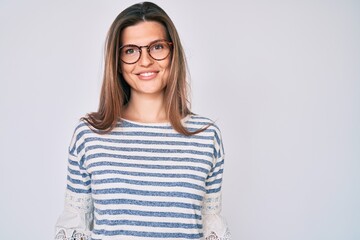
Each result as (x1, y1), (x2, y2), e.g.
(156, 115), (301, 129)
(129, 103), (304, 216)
(55, 2), (230, 240)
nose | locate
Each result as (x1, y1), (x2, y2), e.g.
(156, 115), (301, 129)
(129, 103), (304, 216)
(138, 47), (154, 67)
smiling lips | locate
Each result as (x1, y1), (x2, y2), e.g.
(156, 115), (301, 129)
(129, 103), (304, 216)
(136, 71), (159, 80)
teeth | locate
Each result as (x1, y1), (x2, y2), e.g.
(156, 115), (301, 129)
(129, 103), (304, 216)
(139, 72), (155, 77)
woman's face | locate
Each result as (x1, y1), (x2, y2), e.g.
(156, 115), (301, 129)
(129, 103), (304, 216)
(120, 21), (171, 98)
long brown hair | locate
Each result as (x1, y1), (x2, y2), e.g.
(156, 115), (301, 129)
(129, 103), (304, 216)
(82, 2), (207, 135)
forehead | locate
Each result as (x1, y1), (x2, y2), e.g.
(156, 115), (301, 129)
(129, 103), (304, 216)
(121, 21), (167, 45)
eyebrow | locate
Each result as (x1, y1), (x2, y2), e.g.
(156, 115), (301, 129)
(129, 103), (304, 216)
(120, 39), (168, 48)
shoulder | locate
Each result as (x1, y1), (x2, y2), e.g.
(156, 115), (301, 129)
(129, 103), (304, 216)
(72, 119), (93, 139)
(187, 114), (222, 136)
(68, 120), (94, 149)
(187, 114), (221, 128)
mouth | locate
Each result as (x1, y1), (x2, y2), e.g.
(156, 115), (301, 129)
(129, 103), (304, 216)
(135, 71), (160, 80)
(138, 72), (156, 77)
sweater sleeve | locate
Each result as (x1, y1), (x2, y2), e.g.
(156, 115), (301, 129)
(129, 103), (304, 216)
(202, 128), (231, 240)
(55, 124), (93, 240)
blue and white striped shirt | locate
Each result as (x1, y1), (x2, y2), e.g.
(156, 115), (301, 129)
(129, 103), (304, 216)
(55, 115), (229, 240)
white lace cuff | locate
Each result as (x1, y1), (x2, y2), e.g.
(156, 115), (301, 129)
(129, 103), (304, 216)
(64, 191), (93, 213)
(55, 229), (90, 240)
(55, 191), (93, 240)
(202, 194), (222, 215)
(203, 214), (231, 240)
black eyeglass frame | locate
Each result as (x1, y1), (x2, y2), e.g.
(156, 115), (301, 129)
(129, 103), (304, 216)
(119, 39), (173, 64)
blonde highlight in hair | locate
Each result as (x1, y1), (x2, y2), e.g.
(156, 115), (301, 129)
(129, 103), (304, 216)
(82, 2), (208, 135)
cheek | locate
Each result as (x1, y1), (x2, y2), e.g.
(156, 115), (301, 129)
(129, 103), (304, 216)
(161, 62), (171, 83)
(120, 63), (128, 73)
(161, 59), (171, 73)
(120, 64), (134, 81)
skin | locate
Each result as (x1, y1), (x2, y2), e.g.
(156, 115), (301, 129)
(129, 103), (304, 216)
(120, 21), (171, 123)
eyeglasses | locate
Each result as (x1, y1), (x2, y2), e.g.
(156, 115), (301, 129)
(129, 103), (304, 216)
(119, 39), (173, 64)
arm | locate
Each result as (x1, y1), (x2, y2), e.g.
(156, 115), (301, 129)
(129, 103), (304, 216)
(202, 128), (231, 240)
(55, 124), (93, 240)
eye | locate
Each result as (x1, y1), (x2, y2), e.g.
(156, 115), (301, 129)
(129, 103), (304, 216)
(122, 46), (138, 55)
(150, 42), (166, 51)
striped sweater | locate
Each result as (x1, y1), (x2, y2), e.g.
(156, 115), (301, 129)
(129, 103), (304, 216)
(55, 115), (230, 240)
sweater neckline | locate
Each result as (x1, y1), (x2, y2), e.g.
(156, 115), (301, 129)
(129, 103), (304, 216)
(120, 114), (191, 126)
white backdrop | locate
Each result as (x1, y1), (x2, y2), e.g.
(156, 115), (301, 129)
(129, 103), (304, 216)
(0, 0), (359, 239)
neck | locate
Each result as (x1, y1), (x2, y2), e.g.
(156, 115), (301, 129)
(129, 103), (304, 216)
(123, 91), (168, 123)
